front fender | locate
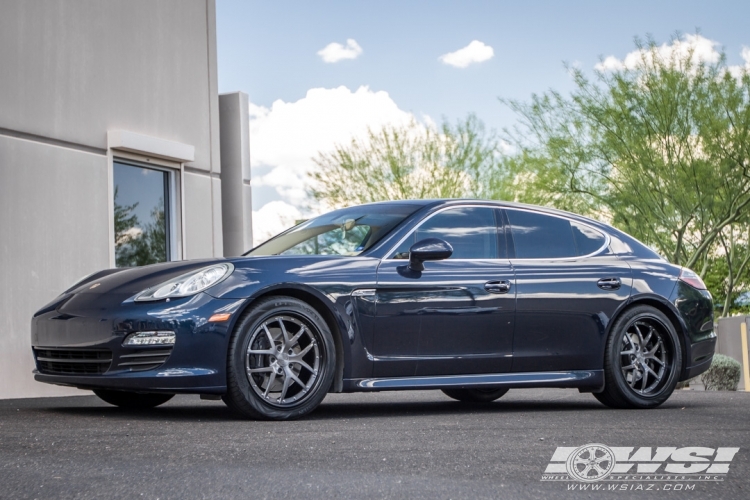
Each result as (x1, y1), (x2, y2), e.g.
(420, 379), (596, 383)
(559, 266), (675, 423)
(206, 257), (380, 382)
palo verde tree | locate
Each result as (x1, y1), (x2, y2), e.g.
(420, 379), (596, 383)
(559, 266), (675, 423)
(308, 115), (505, 207)
(503, 35), (750, 282)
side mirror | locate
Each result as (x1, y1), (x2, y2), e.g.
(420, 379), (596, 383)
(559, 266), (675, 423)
(409, 238), (453, 271)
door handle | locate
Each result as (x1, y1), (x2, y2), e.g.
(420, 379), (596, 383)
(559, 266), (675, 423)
(597, 277), (621, 290)
(485, 280), (511, 294)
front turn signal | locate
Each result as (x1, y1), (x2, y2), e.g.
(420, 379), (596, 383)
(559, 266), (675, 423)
(208, 313), (232, 323)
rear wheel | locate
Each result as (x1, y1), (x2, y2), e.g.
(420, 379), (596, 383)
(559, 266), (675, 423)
(93, 390), (174, 409)
(441, 387), (509, 403)
(594, 305), (682, 409)
(223, 296), (336, 420)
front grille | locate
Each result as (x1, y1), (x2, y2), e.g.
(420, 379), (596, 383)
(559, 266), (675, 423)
(116, 348), (173, 372)
(34, 348), (112, 375)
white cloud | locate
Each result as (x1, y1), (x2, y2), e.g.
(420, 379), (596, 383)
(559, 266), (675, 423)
(317, 39), (363, 63)
(728, 46), (750, 78)
(439, 40), (494, 68)
(595, 35), (750, 80)
(248, 86), (418, 243)
(595, 34), (721, 72)
(116, 227), (142, 245)
(251, 201), (303, 246)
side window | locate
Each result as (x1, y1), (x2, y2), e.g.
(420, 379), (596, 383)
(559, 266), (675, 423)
(507, 210), (577, 259)
(571, 222), (607, 256)
(392, 207), (498, 259)
(507, 210), (607, 258)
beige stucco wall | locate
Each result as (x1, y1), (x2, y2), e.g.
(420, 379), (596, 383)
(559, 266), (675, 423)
(0, 0), (222, 398)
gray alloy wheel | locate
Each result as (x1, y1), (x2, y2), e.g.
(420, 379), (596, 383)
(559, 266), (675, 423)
(594, 305), (682, 409)
(441, 387), (509, 403)
(223, 296), (335, 420)
(619, 320), (669, 394)
(93, 390), (174, 409)
(245, 315), (322, 407)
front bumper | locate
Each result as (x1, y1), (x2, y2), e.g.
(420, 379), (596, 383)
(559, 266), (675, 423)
(31, 291), (245, 394)
(33, 371), (227, 394)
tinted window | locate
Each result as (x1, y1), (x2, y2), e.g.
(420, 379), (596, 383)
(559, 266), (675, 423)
(572, 222), (607, 255)
(507, 210), (608, 258)
(393, 207), (498, 259)
(507, 210), (576, 259)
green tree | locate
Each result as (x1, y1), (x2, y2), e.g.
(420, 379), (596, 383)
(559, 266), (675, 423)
(502, 35), (750, 286)
(120, 204), (167, 266)
(309, 115), (504, 207)
(114, 189), (168, 267)
(703, 224), (750, 316)
(114, 186), (140, 267)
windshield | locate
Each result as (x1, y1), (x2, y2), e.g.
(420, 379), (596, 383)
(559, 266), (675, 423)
(247, 204), (422, 256)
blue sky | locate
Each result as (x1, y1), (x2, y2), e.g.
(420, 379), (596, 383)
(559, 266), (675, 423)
(215, 0), (750, 242)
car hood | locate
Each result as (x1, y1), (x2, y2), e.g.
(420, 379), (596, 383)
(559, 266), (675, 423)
(33, 254), (380, 318)
(64, 254), (376, 297)
(68, 258), (228, 296)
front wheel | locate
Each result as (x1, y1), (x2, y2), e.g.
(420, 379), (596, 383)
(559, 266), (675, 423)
(223, 296), (336, 420)
(93, 390), (174, 409)
(594, 305), (682, 409)
(441, 387), (509, 403)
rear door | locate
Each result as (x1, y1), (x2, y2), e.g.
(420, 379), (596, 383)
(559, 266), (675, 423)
(504, 208), (632, 372)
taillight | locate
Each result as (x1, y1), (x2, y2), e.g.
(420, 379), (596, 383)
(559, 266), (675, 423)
(679, 267), (707, 290)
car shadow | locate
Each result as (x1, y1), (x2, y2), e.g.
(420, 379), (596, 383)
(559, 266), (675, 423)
(35, 393), (706, 422)
(38, 402), (241, 422)
(309, 398), (616, 421)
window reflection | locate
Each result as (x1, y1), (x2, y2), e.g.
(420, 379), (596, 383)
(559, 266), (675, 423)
(249, 205), (420, 256)
(113, 161), (170, 267)
(394, 207), (498, 259)
(506, 210), (605, 258)
(572, 222), (607, 255)
(281, 225), (371, 256)
(507, 210), (577, 259)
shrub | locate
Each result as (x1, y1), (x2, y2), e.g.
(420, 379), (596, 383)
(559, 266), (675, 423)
(701, 354), (742, 391)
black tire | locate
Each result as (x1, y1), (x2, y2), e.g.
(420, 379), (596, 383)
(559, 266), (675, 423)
(93, 390), (174, 409)
(441, 387), (509, 403)
(594, 305), (682, 409)
(223, 296), (336, 420)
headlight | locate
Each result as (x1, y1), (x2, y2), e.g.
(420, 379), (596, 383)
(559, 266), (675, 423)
(134, 263), (234, 301)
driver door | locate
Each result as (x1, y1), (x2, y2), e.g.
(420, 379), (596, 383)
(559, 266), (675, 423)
(372, 207), (516, 377)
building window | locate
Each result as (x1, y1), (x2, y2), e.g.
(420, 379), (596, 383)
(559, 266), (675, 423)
(113, 160), (171, 267)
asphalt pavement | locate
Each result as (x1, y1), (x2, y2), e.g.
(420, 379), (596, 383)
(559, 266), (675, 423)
(1, 388), (748, 499)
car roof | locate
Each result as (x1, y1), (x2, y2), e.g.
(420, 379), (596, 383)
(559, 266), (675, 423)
(353, 198), (598, 224)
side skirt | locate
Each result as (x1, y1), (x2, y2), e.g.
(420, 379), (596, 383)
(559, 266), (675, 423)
(343, 370), (604, 392)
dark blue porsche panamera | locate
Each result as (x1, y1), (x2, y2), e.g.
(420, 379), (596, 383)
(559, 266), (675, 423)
(31, 199), (716, 419)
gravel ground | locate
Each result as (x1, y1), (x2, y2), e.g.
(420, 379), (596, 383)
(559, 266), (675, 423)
(0, 388), (748, 499)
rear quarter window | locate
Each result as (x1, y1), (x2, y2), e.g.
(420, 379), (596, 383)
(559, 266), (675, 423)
(571, 222), (607, 256)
